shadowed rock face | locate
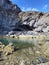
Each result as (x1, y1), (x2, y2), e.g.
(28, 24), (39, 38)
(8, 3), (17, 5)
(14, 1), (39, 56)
(0, 0), (21, 11)
(0, 0), (13, 9)
(0, 0), (22, 35)
(0, 0), (49, 35)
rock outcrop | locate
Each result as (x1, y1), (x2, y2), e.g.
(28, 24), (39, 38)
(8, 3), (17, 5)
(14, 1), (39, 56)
(3, 43), (15, 56)
(0, 0), (49, 35)
(41, 42), (49, 57)
(37, 62), (49, 65)
(0, 40), (49, 65)
(0, 0), (21, 35)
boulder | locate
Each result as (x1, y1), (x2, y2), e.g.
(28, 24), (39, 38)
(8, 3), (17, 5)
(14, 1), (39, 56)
(44, 48), (49, 56)
(3, 43), (15, 56)
(37, 62), (49, 65)
(41, 42), (49, 52)
(41, 42), (49, 57)
(0, 42), (5, 52)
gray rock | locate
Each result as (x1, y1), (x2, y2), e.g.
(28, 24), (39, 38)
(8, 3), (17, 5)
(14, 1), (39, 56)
(1, 0), (49, 35)
(37, 62), (49, 65)
(37, 57), (46, 63)
(42, 26), (49, 32)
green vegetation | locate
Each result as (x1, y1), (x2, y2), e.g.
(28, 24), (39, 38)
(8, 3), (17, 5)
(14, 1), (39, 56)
(0, 36), (34, 49)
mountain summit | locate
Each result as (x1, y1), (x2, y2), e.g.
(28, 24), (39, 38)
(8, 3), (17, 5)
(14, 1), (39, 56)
(0, 0), (21, 35)
(0, 0), (12, 8)
(0, 0), (21, 12)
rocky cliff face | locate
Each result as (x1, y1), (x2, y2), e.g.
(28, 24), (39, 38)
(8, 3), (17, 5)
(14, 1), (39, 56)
(0, 0), (21, 35)
(0, 0), (49, 35)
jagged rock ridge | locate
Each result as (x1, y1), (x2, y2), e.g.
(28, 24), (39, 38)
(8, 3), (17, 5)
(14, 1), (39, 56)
(0, 0), (49, 35)
(0, 0), (21, 35)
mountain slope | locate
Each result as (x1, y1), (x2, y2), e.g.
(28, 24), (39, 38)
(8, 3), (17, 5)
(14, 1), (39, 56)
(0, 0), (49, 35)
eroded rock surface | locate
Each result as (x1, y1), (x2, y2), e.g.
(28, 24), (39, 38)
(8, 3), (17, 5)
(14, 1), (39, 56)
(0, 0), (49, 35)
